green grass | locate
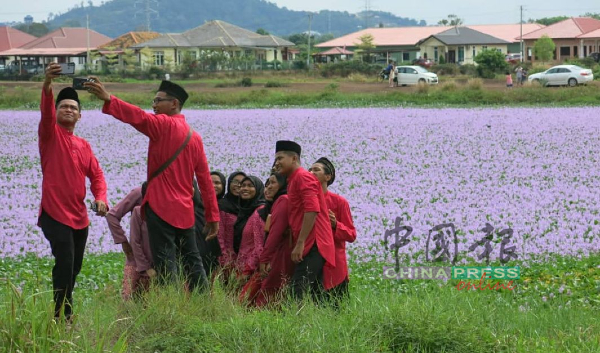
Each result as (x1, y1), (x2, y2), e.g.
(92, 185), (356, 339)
(1, 252), (600, 352)
(1, 83), (600, 110)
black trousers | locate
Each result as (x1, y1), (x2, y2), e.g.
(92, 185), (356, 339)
(39, 210), (88, 319)
(195, 228), (221, 278)
(326, 279), (349, 309)
(145, 205), (208, 292)
(291, 243), (325, 302)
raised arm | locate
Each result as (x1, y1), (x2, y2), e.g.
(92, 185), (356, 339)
(84, 77), (164, 140)
(39, 64), (61, 142)
(105, 187), (142, 244)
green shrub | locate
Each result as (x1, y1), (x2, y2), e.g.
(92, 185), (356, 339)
(440, 82), (458, 91)
(474, 50), (508, 78)
(430, 63), (459, 76)
(466, 78), (483, 90)
(241, 77), (253, 87)
(264, 81), (287, 88)
(459, 64), (478, 76)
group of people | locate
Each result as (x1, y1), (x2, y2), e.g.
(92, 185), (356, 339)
(384, 61), (398, 88)
(507, 66), (529, 87)
(37, 63), (356, 323)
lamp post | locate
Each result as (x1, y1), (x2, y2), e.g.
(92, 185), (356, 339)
(307, 13), (313, 70)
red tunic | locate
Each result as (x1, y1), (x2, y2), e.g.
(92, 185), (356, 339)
(217, 211), (238, 266)
(102, 96), (219, 229)
(287, 167), (336, 289)
(236, 208), (266, 275)
(38, 89), (108, 230)
(324, 191), (357, 288)
(256, 196), (295, 307)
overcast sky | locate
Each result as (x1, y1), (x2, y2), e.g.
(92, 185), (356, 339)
(0, 0), (598, 25)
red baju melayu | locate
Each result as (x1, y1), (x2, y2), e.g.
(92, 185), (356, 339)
(102, 96), (219, 228)
(324, 191), (357, 289)
(256, 195), (295, 307)
(287, 167), (336, 289)
(38, 89), (108, 228)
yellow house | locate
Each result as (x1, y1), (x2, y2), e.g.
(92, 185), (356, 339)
(130, 20), (295, 70)
(417, 27), (511, 64)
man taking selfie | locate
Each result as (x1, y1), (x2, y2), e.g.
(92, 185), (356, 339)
(38, 63), (109, 323)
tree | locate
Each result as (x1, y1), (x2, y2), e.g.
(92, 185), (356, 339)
(528, 16), (568, 26)
(438, 14), (463, 26)
(62, 19), (82, 27)
(14, 22), (49, 37)
(474, 49), (508, 78)
(103, 46), (120, 73)
(583, 12), (600, 20)
(256, 28), (270, 35)
(533, 35), (555, 63)
(354, 33), (376, 63)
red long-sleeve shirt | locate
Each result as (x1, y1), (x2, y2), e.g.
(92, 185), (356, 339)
(102, 96), (219, 229)
(236, 208), (266, 275)
(38, 89), (108, 230)
(287, 167), (336, 289)
(218, 211), (238, 266)
(259, 196), (295, 291)
(324, 191), (357, 288)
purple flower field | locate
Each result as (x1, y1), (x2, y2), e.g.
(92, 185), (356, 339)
(2, 107), (600, 265)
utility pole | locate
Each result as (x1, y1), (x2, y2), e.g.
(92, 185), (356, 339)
(307, 13), (313, 70)
(86, 14), (91, 72)
(520, 5), (524, 63)
(135, 0), (158, 31)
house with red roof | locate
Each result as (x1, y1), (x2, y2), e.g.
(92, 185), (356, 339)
(521, 17), (600, 62)
(0, 27), (112, 73)
(0, 26), (36, 67)
(315, 23), (544, 64)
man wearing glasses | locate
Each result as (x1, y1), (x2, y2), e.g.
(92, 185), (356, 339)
(85, 78), (219, 293)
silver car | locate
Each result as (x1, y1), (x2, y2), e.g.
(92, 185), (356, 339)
(528, 65), (594, 87)
(395, 65), (439, 85)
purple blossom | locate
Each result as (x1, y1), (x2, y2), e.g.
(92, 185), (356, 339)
(2, 107), (600, 264)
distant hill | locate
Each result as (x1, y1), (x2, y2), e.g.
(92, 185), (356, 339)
(45, 0), (426, 38)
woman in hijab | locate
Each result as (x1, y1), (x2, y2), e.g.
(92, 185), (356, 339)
(217, 171), (247, 269)
(233, 176), (266, 283)
(195, 171), (227, 278)
(255, 172), (295, 307)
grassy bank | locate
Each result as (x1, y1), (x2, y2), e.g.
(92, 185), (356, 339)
(1, 83), (599, 110)
(1, 252), (600, 352)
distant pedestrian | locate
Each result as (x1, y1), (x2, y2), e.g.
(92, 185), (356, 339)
(506, 72), (513, 88)
(521, 69), (528, 84)
(389, 62), (396, 88)
(515, 67), (523, 86)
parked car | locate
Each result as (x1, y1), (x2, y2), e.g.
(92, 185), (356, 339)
(505, 53), (522, 64)
(589, 52), (600, 63)
(412, 58), (433, 68)
(528, 65), (594, 87)
(395, 65), (439, 85)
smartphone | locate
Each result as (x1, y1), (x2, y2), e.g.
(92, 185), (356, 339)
(90, 201), (98, 213)
(73, 77), (95, 90)
(59, 62), (75, 75)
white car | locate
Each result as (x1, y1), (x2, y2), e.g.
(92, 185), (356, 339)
(395, 65), (439, 85)
(528, 65), (594, 87)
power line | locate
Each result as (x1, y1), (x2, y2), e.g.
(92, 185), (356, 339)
(134, 0), (159, 31)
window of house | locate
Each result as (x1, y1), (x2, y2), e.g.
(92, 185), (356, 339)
(188, 51), (197, 60)
(496, 48), (502, 53)
(245, 50), (252, 56)
(458, 47), (465, 62)
(153, 51), (164, 66)
(473, 47), (476, 58)
(482, 46), (488, 51)
(78, 57), (86, 64)
(402, 52), (409, 61)
(434, 47), (438, 61)
(560, 47), (570, 56)
(573, 46), (578, 57)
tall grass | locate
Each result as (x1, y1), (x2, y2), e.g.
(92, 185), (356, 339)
(1, 253), (600, 352)
(1, 83), (599, 110)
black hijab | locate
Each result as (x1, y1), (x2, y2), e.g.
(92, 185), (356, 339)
(211, 171), (227, 200)
(232, 175), (265, 254)
(218, 171), (246, 215)
(258, 172), (287, 222)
